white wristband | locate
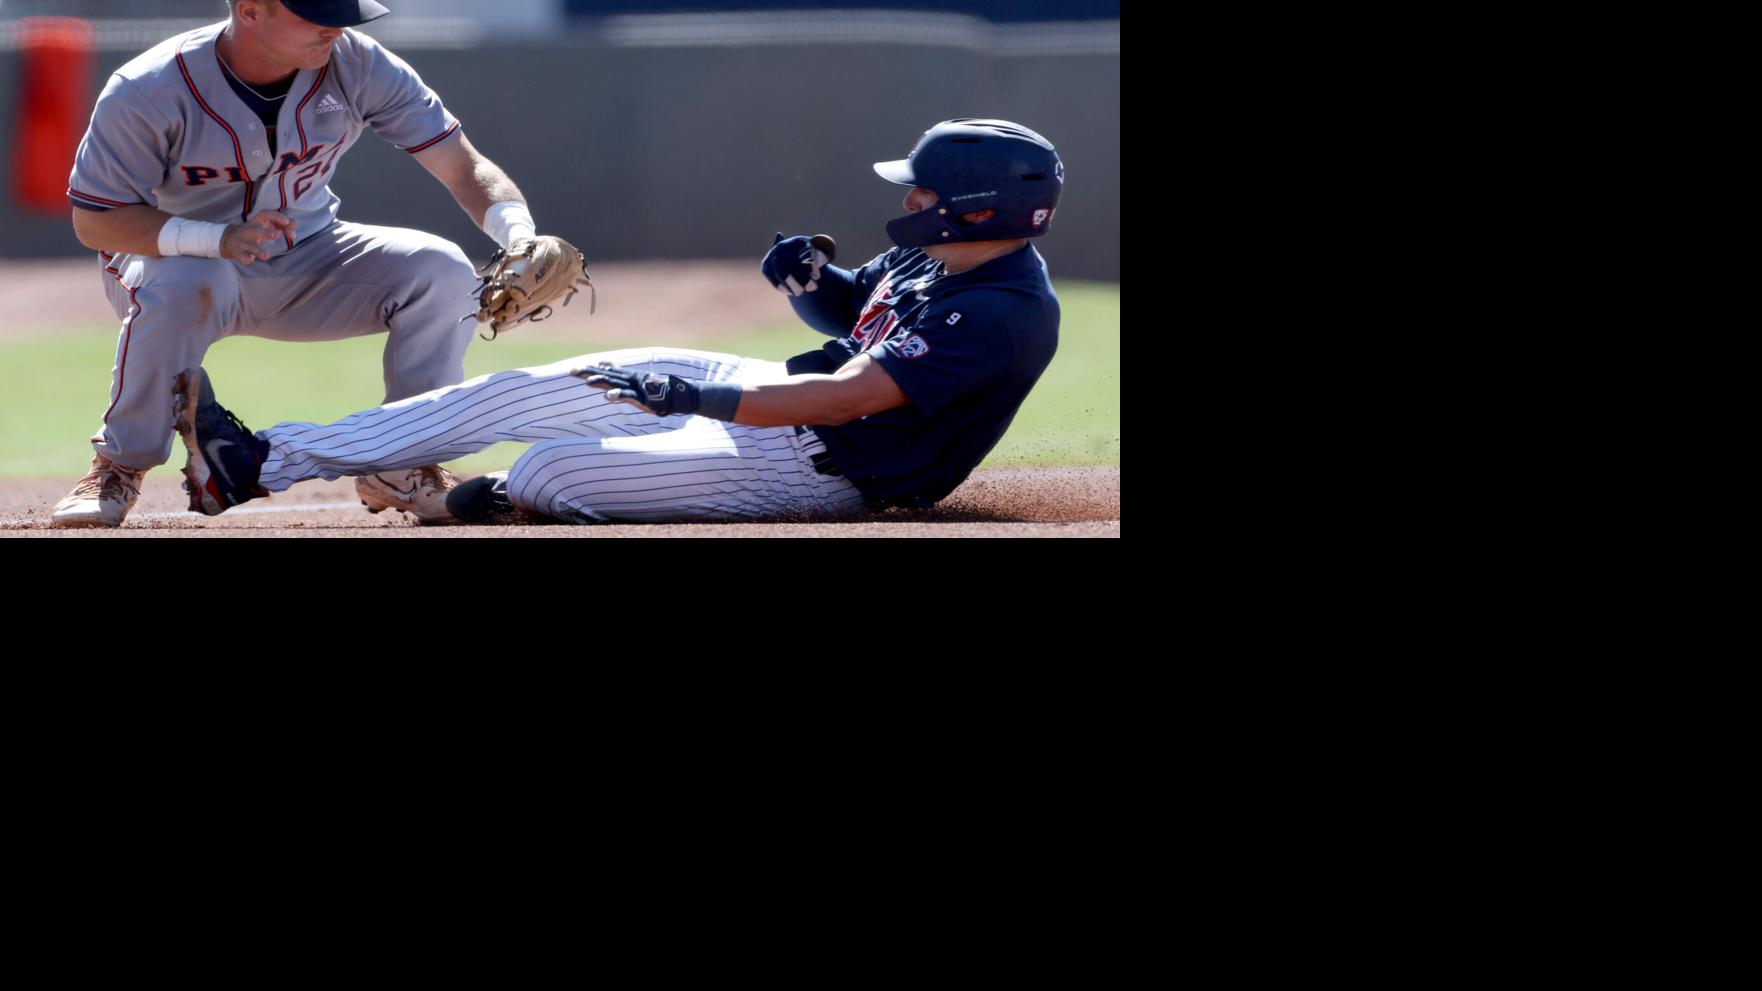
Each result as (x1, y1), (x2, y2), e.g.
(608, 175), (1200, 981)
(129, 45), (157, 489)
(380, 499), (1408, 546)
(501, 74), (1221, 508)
(483, 200), (537, 250)
(157, 216), (227, 258)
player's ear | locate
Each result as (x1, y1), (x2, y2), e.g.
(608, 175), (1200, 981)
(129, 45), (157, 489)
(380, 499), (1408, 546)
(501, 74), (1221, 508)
(959, 209), (997, 225)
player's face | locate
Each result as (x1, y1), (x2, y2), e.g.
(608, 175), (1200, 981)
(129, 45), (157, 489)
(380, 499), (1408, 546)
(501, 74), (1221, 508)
(903, 187), (939, 213)
(905, 186), (995, 230)
(258, 3), (345, 71)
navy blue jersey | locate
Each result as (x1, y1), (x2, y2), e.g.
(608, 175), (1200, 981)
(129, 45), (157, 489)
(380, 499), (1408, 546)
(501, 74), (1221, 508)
(788, 244), (1059, 507)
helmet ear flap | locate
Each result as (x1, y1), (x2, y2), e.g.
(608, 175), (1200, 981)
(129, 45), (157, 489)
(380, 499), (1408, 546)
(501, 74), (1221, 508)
(885, 208), (957, 248)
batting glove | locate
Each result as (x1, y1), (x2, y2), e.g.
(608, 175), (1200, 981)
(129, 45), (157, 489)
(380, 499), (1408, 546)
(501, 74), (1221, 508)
(761, 232), (830, 297)
(572, 362), (743, 421)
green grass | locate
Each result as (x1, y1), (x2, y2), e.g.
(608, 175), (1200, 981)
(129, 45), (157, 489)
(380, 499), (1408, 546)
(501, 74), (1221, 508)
(0, 280), (1119, 479)
(988, 281), (1121, 467)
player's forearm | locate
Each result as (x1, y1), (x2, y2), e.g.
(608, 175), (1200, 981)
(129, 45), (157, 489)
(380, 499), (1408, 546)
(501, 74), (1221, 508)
(729, 354), (907, 426)
(71, 204), (174, 256)
(788, 265), (859, 337)
(723, 376), (846, 427)
(583, 347), (906, 425)
(414, 131), (523, 229)
(450, 156), (525, 229)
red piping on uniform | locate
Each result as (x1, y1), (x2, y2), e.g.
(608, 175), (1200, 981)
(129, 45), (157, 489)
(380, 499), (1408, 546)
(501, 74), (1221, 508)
(100, 265), (140, 424)
(277, 172), (292, 247)
(68, 187), (135, 208)
(278, 64), (328, 248)
(275, 164), (292, 247)
(404, 121), (460, 154)
(293, 64), (327, 154)
(177, 50), (252, 222)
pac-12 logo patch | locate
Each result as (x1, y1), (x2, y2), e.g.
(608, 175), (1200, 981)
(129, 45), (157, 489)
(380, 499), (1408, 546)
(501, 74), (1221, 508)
(1033, 209), (1053, 228)
(899, 335), (931, 358)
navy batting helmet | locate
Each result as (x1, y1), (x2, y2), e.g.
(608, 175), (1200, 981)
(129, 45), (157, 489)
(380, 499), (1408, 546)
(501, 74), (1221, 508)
(277, 1), (391, 28)
(873, 119), (1064, 249)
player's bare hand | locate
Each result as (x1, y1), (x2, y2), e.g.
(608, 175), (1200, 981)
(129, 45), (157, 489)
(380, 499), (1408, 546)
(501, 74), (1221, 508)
(222, 211), (295, 264)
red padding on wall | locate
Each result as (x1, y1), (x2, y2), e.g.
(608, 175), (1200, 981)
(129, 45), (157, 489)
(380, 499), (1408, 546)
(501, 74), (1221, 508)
(11, 18), (96, 213)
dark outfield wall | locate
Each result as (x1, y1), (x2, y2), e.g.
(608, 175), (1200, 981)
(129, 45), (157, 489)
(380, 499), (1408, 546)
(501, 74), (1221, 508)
(0, 40), (1120, 278)
(564, 1), (1121, 18)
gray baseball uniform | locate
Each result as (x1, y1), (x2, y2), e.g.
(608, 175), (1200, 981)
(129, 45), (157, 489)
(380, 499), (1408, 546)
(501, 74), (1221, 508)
(68, 21), (479, 470)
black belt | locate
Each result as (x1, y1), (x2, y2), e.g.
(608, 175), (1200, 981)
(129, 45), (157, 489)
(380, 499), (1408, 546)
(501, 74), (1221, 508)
(795, 426), (843, 477)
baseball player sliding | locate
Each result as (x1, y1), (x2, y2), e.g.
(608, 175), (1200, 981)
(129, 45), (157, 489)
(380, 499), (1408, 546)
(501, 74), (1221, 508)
(51, 0), (586, 528)
(170, 119), (1064, 525)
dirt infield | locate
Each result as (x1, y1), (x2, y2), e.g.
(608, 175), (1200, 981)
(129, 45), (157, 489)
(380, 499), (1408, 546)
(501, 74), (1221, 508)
(0, 467), (1120, 537)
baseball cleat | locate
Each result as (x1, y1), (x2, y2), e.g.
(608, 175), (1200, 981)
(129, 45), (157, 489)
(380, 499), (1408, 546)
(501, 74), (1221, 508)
(172, 367), (270, 515)
(50, 454), (149, 528)
(443, 471), (562, 526)
(355, 465), (461, 524)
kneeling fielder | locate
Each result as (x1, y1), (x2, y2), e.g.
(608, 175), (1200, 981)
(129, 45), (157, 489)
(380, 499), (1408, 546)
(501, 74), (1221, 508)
(172, 119), (1065, 524)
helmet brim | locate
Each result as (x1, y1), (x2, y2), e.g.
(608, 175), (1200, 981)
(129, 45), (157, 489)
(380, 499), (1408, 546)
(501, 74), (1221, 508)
(873, 159), (916, 186)
(282, 1), (391, 28)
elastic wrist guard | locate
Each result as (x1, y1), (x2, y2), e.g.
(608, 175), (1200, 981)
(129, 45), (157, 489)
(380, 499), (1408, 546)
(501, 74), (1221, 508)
(694, 381), (743, 421)
(483, 201), (537, 251)
(158, 216), (226, 258)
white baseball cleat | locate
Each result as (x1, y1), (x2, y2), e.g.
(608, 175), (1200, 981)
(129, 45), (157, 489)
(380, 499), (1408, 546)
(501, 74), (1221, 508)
(355, 465), (461, 524)
(51, 454), (148, 528)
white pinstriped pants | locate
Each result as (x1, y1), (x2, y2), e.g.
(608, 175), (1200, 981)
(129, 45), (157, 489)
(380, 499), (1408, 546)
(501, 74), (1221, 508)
(254, 348), (866, 523)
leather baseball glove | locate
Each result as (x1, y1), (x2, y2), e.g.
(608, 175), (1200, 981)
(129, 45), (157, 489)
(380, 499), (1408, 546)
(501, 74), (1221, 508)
(474, 235), (594, 339)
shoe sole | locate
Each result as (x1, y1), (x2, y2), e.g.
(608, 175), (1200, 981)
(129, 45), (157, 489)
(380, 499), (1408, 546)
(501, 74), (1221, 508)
(171, 369), (226, 515)
(50, 511), (120, 529)
(356, 498), (458, 525)
(357, 501), (460, 525)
